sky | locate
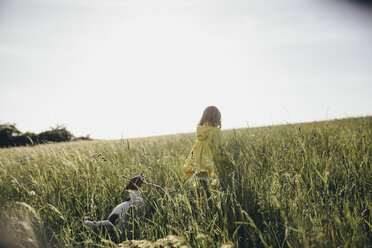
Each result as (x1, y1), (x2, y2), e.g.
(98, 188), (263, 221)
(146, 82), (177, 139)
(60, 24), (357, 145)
(0, 0), (371, 139)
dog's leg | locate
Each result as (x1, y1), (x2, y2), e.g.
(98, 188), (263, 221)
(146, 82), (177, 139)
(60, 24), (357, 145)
(83, 220), (112, 228)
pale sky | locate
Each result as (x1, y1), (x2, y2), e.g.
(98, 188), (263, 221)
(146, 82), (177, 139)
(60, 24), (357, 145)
(1, 0), (371, 139)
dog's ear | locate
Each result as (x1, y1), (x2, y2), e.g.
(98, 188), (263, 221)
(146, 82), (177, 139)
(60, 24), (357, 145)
(126, 174), (145, 190)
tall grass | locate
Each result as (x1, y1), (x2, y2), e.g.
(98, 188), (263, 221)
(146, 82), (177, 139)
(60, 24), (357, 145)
(0, 117), (371, 247)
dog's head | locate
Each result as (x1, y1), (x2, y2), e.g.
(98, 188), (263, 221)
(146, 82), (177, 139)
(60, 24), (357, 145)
(125, 173), (145, 190)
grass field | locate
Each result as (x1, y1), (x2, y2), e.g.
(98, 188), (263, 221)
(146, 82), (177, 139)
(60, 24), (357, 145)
(0, 117), (371, 247)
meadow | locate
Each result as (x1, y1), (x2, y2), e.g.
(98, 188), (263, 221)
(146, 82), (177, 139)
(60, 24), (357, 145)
(0, 117), (371, 247)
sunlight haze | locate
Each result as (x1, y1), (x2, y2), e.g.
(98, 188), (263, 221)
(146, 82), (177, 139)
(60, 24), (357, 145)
(1, 0), (371, 139)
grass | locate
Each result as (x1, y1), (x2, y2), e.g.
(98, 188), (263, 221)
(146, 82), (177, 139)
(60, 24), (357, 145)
(0, 116), (371, 247)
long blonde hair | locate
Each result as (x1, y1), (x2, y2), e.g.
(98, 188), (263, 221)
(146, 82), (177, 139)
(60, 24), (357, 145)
(198, 106), (221, 128)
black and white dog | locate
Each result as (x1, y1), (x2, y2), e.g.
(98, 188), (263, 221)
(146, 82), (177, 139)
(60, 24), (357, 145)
(83, 174), (145, 232)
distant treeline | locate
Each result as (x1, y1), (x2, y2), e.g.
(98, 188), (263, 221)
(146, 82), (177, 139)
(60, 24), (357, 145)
(0, 123), (91, 148)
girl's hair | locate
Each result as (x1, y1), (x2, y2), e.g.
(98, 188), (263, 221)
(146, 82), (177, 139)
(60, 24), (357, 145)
(198, 106), (221, 128)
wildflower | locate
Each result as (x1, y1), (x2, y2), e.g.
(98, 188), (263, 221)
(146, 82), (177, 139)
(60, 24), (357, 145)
(283, 142), (289, 151)
(91, 153), (107, 161)
(91, 153), (102, 159)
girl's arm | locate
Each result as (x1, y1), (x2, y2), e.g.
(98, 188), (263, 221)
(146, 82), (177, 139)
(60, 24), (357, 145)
(217, 129), (226, 147)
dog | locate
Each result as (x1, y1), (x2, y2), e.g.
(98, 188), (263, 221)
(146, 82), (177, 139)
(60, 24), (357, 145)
(83, 174), (145, 233)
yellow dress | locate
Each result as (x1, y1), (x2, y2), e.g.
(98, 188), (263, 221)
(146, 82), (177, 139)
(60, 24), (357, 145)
(183, 124), (226, 180)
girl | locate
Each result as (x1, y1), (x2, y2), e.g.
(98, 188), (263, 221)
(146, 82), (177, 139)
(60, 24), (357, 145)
(183, 106), (231, 192)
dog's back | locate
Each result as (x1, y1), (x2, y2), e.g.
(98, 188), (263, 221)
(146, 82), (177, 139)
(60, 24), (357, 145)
(83, 174), (145, 232)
